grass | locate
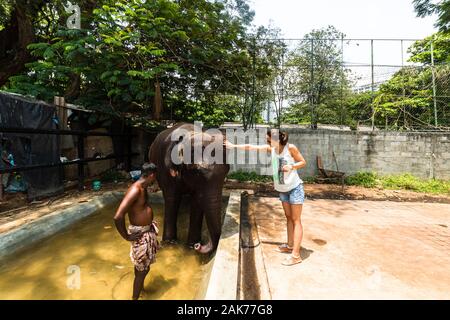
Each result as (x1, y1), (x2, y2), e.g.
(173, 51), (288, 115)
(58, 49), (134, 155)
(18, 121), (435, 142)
(344, 172), (379, 188)
(227, 170), (272, 183)
(227, 170), (316, 184)
(345, 172), (450, 195)
(227, 170), (450, 195)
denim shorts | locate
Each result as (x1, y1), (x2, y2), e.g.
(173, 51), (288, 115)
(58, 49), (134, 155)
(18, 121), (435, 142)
(279, 183), (305, 205)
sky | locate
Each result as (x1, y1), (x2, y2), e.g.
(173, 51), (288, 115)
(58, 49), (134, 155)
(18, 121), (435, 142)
(249, 0), (440, 119)
(250, 0), (439, 88)
(249, 0), (437, 39)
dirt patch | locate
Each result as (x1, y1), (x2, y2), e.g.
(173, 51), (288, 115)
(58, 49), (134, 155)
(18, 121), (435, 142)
(225, 180), (450, 204)
(312, 239), (327, 246)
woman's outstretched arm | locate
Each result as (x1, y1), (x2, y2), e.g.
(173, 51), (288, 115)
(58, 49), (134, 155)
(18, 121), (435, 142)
(224, 140), (271, 152)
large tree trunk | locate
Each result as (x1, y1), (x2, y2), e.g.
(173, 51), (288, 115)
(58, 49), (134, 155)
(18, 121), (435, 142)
(0, 4), (35, 87)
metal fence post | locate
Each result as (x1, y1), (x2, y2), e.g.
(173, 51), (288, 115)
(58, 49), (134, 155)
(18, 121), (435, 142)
(310, 38), (315, 129)
(278, 47), (285, 129)
(430, 37), (438, 127)
(77, 134), (85, 191)
(371, 39), (375, 131)
(340, 35), (344, 126)
(401, 39), (406, 129)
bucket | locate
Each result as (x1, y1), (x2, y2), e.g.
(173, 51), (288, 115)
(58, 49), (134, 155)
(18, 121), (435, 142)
(92, 180), (102, 191)
(130, 170), (141, 181)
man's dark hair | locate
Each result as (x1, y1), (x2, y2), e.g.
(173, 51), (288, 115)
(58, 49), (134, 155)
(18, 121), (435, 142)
(141, 163), (157, 177)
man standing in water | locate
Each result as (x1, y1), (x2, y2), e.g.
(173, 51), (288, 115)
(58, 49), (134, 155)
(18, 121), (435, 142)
(114, 163), (160, 300)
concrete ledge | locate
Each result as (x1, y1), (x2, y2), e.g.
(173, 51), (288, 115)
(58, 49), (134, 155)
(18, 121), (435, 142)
(204, 191), (242, 300)
(0, 191), (124, 260)
(238, 192), (271, 300)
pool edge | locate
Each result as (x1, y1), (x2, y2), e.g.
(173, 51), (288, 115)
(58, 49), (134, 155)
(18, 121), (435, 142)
(202, 190), (243, 300)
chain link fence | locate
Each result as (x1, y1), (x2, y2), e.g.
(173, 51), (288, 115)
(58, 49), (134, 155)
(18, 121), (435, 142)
(258, 38), (450, 131)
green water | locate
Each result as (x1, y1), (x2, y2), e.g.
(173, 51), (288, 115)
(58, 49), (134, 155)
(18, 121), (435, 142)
(0, 202), (211, 300)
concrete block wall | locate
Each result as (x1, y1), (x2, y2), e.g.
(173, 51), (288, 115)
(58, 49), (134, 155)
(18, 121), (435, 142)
(228, 129), (450, 180)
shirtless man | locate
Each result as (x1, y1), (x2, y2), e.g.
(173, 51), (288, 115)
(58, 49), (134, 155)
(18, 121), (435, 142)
(114, 163), (160, 300)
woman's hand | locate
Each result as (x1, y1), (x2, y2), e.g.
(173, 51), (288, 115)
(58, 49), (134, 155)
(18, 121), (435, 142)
(223, 140), (235, 149)
(282, 165), (293, 172)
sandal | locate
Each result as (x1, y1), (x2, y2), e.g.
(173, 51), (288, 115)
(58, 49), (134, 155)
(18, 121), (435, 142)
(282, 255), (302, 266)
(275, 244), (293, 253)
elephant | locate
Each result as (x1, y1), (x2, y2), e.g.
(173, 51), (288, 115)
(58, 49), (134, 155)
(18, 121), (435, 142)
(148, 123), (230, 254)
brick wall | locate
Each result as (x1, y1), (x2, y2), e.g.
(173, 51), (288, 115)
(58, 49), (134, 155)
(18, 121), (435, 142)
(228, 129), (450, 180)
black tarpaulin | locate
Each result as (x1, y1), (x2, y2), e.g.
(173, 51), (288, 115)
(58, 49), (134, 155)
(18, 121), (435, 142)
(0, 91), (63, 200)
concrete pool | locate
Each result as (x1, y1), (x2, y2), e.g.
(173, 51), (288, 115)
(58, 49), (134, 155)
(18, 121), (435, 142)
(0, 192), (235, 300)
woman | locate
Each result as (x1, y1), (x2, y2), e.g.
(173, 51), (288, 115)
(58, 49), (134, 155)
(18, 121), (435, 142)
(225, 130), (307, 266)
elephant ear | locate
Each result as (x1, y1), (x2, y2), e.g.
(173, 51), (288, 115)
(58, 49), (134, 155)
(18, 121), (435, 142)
(166, 135), (185, 179)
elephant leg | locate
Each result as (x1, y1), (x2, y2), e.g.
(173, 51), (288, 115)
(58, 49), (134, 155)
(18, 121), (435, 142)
(162, 193), (181, 242)
(194, 192), (222, 254)
(187, 196), (203, 247)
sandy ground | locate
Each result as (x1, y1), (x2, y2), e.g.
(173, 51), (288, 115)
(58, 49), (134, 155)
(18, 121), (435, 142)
(225, 180), (450, 204)
(250, 196), (450, 300)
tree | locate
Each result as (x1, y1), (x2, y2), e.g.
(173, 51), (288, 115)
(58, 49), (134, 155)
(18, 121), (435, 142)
(237, 25), (287, 129)
(0, 0), (97, 87)
(413, 0), (450, 32)
(345, 92), (374, 129)
(373, 67), (432, 129)
(252, 24), (289, 128)
(0, 0), (37, 87)
(408, 32), (450, 64)
(282, 26), (352, 127)
(346, 31), (450, 130)
(4, 0), (259, 127)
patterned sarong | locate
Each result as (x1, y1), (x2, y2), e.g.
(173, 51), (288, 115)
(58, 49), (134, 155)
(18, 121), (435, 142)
(128, 222), (160, 271)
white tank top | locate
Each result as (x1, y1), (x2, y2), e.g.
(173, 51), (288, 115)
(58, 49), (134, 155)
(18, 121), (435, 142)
(271, 144), (303, 192)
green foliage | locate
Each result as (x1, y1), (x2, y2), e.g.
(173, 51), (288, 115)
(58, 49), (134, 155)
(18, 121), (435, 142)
(345, 92), (373, 128)
(227, 170), (316, 184)
(227, 170), (272, 183)
(301, 176), (316, 184)
(345, 172), (450, 195)
(0, 0), (13, 30)
(409, 32), (450, 64)
(343, 31), (450, 130)
(414, 0), (450, 32)
(173, 97), (240, 127)
(239, 25), (288, 129)
(381, 173), (450, 194)
(373, 67), (433, 128)
(281, 26), (352, 126)
(4, 0), (261, 127)
(345, 172), (379, 188)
